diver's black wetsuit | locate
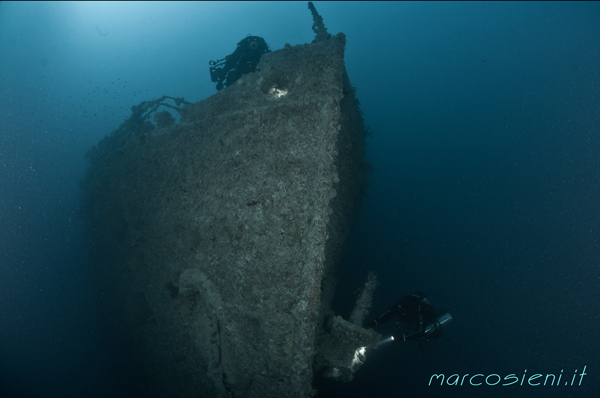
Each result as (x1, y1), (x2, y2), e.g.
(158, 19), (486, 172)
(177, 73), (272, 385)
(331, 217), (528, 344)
(368, 292), (438, 341)
(215, 36), (270, 91)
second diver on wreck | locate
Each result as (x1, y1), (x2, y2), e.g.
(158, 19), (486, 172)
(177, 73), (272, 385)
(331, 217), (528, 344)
(209, 35), (271, 91)
(366, 292), (452, 350)
(208, 2), (329, 91)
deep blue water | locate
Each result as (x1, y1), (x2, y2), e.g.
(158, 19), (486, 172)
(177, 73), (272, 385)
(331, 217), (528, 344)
(1, 2), (599, 397)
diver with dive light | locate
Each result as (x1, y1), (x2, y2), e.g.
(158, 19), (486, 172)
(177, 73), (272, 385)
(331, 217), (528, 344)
(366, 292), (452, 345)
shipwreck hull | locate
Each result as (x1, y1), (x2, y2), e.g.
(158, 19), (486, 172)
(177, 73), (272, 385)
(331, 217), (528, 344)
(81, 33), (374, 397)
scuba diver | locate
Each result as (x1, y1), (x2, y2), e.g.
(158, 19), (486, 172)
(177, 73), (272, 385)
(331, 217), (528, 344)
(209, 35), (271, 91)
(367, 292), (452, 348)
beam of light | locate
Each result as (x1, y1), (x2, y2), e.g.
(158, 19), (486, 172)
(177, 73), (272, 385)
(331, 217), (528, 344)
(377, 335), (395, 347)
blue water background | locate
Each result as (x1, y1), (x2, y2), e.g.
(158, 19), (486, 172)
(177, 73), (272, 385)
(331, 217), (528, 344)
(1, 2), (599, 397)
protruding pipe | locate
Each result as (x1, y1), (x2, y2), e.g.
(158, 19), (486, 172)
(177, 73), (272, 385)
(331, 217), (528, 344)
(308, 2), (332, 43)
